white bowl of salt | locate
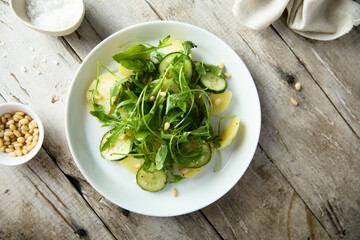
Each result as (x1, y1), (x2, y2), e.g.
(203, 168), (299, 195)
(10, 0), (85, 36)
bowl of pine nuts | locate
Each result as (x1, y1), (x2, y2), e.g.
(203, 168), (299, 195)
(0, 102), (44, 166)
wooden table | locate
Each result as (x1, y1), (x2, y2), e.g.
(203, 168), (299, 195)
(1, 0), (359, 239)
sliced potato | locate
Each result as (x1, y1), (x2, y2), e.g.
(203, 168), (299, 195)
(120, 156), (145, 173)
(87, 72), (119, 114)
(210, 91), (232, 114)
(218, 116), (240, 150)
(158, 37), (184, 55)
(175, 163), (207, 178)
(119, 64), (134, 77)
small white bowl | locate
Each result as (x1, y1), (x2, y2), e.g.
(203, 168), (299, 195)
(10, 0), (85, 36)
(0, 102), (44, 166)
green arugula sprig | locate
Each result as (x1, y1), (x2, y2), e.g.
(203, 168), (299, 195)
(90, 35), (226, 183)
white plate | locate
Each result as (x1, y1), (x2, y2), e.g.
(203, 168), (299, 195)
(65, 21), (261, 217)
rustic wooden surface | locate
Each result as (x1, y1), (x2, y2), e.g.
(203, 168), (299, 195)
(1, 0), (359, 239)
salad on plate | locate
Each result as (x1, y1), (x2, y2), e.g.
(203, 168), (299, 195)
(86, 36), (240, 192)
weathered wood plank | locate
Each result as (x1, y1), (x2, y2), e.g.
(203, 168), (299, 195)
(145, 0), (360, 239)
(0, 150), (115, 239)
(203, 148), (330, 239)
(77, 181), (222, 240)
(272, 17), (360, 137)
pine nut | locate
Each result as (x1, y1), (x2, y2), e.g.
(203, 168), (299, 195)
(94, 94), (102, 100)
(13, 130), (21, 138)
(0, 146), (5, 152)
(26, 145), (34, 152)
(13, 116), (20, 122)
(24, 134), (31, 139)
(0, 138), (3, 147)
(15, 149), (22, 157)
(164, 122), (170, 131)
(3, 136), (10, 142)
(218, 62), (224, 69)
(33, 135), (39, 143)
(33, 128), (39, 135)
(29, 120), (37, 128)
(4, 141), (10, 146)
(214, 98), (222, 106)
(21, 125), (29, 132)
(14, 142), (23, 148)
(4, 130), (13, 137)
(17, 137), (25, 143)
(19, 118), (29, 125)
(4, 113), (11, 119)
(1, 117), (6, 124)
(5, 148), (14, 153)
(134, 163), (142, 169)
(15, 114), (24, 120)
(25, 115), (32, 121)
(16, 111), (25, 116)
(159, 91), (167, 97)
(149, 96), (155, 102)
(290, 98), (298, 106)
(9, 124), (16, 130)
(224, 72), (231, 78)
(0, 124), (4, 130)
(8, 152), (17, 157)
(6, 119), (14, 125)
(0, 130), (4, 138)
(119, 134), (126, 141)
(172, 188), (177, 197)
(22, 149), (28, 155)
(295, 82), (302, 91)
(181, 168), (189, 174)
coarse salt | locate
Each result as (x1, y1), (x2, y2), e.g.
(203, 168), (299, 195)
(26, 0), (80, 30)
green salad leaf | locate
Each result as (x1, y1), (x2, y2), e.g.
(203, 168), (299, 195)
(89, 36), (233, 192)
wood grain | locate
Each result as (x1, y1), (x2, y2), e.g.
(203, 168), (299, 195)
(272, 17), (360, 137)
(203, 148), (330, 239)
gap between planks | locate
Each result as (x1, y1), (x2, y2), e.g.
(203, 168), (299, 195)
(258, 144), (332, 238)
(269, 25), (360, 141)
(40, 143), (119, 240)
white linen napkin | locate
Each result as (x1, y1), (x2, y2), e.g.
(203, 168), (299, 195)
(233, 0), (360, 40)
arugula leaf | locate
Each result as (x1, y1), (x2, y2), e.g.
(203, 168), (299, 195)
(182, 41), (196, 56)
(100, 127), (123, 152)
(193, 61), (223, 76)
(155, 143), (168, 170)
(118, 59), (155, 75)
(166, 93), (188, 114)
(113, 35), (170, 62)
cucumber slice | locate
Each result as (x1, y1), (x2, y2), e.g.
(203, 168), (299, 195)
(199, 72), (227, 93)
(177, 143), (212, 168)
(100, 130), (131, 161)
(158, 52), (192, 80)
(136, 167), (167, 192)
